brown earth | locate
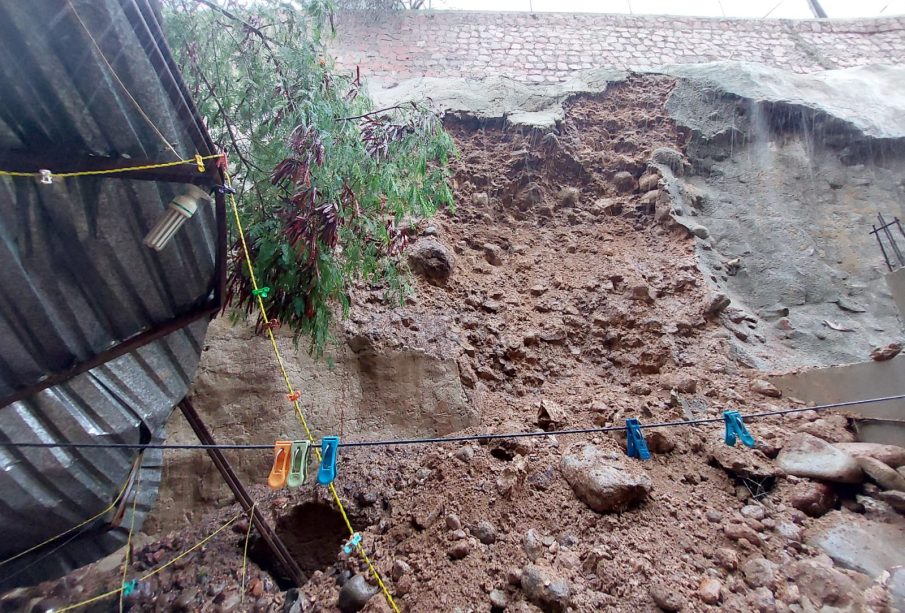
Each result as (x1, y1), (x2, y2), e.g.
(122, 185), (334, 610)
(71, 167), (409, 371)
(3, 76), (901, 613)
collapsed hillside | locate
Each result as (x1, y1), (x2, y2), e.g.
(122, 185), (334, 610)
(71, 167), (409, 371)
(3, 73), (905, 612)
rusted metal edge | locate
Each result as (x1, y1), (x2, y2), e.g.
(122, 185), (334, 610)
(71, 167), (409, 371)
(178, 398), (305, 588)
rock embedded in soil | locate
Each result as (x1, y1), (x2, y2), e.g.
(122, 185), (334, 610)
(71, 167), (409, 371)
(639, 172), (660, 193)
(649, 582), (685, 611)
(749, 379), (781, 398)
(786, 559), (864, 609)
(338, 575), (378, 613)
(870, 342), (902, 361)
(447, 540), (473, 560)
(470, 520), (497, 545)
(557, 186), (580, 208)
(536, 398), (567, 431)
(489, 589), (508, 609)
(877, 490), (905, 512)
(407, 237), (456, 284)
(708, 444), (777, 481)
(483, 243), (504, 266)
(560, 445), (652, 513)
(857, 456), (905, 491)
(833, 442), (905, 468)
(698, 577), (722, 604)
(523, 529), (544, 562)
(776, 433), (863, 484)
(741, 556), (777, 589)
(612, 171), (638, 194)
(806, 512), (905, 577)
(788, 480), (838, 517)
(704, 291), (731, 315)
(520, 564), (571, 613)
(651, 147), (686, 176)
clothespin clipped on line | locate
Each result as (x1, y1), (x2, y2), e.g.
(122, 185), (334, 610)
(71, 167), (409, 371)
(252, 286), (270, 298)
(343, 532), (362, 555)
(286, 441), (310, 488)
(122, 579), (139, 597)
(268, 441), (292, 489)
(38, 169), (53, 185)
(194, 154), (205, 173)
(287, 391), (301, 403)
(625, 418), (651, 461)
(724, 410), (756, 448)
(317, 436), (340, 486)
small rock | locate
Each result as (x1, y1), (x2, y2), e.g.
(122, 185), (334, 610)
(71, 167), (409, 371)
(489, 589), (508, 609)
(786, 559), (862, 609)
(446, 514), (462, 531)
(630, 284), (654, 303)
(594, 198), (622, 216)
(749, 379), (781, 398)
(750, 587), (776, 613)
(523, 529), (544, 561)
(526, 465), (557, 491)
(407, 237), (455, 285)
(705, 509), (723, 523)
(560, 445), (652, 513)
(483, 243), (504, 266)
(557, 186), (580, 208)
(537, 399), (567, 431)
(742, 557), (777, 589)
(857, 456), (905, 491)
(612, 171), (638, 194)
(529, 284), (547, 296)
(639, 172), (660, 192)
(705, 292), (731, 315)
(715, 548), (738, 570)
(472, 192), (490, 207)
(647, 430), (676, 454)
(724, 523), (763, 546)
(520, 564), (571, 613)
(698, 577), (722, 604)
(454, 446), (475, 463)
(651, 147), (686, 175)
(877, 490), (905, 512)
(833, 442), (905, 468)
(471, 520), (497, 545)
(390, 560), (411, 581)
(740, 505), (766, 521)
(660, 373), (697, 394)
(870, 342), (902, 361)
(788, 480), (837, 517)
(649, 582), (685, 611)
(776, 433), (863, 484)
(448, 540), (472, 560)
(338, 575), (378, 613)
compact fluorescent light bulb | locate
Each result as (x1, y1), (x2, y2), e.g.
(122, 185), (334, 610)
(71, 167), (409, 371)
(143, 184), (211, 251)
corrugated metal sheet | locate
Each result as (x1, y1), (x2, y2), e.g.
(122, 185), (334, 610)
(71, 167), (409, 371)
(0, 0), (218, 587)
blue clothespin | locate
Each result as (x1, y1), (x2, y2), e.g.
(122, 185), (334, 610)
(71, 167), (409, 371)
(625, 418), (651, 460)
(343, 532), (361, 554)
(724, 410), (755, 448)
(317, 436), (339, 485)
(122, 579), (138, 597)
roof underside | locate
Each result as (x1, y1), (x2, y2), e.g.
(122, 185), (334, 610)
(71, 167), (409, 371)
(0, 0), (219, 587)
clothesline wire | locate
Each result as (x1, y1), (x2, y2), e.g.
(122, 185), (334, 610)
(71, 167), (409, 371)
(1, 392), (901, 451)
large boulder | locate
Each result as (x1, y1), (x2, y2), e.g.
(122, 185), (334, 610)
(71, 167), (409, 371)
(776, 433), (863, 484)
(857, 457), (905, 492)
(806, 512), (905, 577)
(407, 237), (455, 285)
(785, 559), (864, 610)
(560, 445), (652, 513)
(834, 442), (905, 469)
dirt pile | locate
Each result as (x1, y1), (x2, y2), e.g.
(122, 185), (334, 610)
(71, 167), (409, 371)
(4, 76), (905, 612)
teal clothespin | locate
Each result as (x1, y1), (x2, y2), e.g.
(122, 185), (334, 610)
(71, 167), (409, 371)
(286, 441), (310, 488)
(252, 286), (270, 298)
(724, 410), (755, 448)
(343, 532), (361, 555)
(122, 579), (138, 597)
(625, 418), (651, 460)
(317, 436), (339, 486)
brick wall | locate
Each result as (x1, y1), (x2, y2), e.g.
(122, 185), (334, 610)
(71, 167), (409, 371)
(331, 11), (905, 83)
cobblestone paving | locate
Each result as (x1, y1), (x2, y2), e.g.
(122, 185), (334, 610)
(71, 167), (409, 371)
(331, 11), (905, 83)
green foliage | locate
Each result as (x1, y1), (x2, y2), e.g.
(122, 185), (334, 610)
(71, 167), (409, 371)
(162, 0), (454, 353)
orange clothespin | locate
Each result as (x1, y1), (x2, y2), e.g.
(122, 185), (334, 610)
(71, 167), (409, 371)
(268, 441), (292, 489)
(215, 152), (228, 171)
(265, 319), (281, 331)
(287, 391), (300, 403)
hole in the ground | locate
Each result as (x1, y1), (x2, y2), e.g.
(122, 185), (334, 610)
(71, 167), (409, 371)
(490, 447), (515, 461)
(249, 502), (350, 589)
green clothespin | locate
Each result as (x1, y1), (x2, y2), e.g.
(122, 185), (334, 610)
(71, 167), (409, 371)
(122, 579), (138, 597)
(251, 286), (270, 298)
(286, 441), (310, 488)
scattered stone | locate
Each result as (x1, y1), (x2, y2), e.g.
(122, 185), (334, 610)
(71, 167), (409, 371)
(786, 559), (863, 609)
(489, 589), (508, 609)
(776, 521), (803, 543)
(483, 243), (504, 266)
(537, 398), (567, 431)
(448, 540), (473, 560)
(639, 172), (660, 193)
(412, 503), (444, 530)
(471, 520), (497, 545)
(453, 446), (475, 463)
(740, 505), (766, 521)
(612, 171), (638, 194)
(749, 379), (781, 398)
(523, 529), (544, 562)
(870, 342), (902, 361)
(649, 582), (685, 611)
(749, 587), (776, 613)
(630, 284), (654, 302)
(529, 284), (548, 296)
(651, 147), (686, 175)
(705, 509), (723, 523)
(776, 433), (863, 484)
(408, 237), (455, 284)
(834, 442), (905, 468)
(806, 511), (905, 576)
(557, 186), (580, 208)
(594, 198), (623, 216)
(788, 480), (837, 517)
(647, 430), (676, 454)
(560, 445), (652, 513)
(520, 564), (571, 613)
(660, 373), (697, 394)
(698, 577), (722, 605)
(857, 456), (905, 491)
(390, 560), (411, 581)
(704, 292), (731, 315)
(715, 547), (738, 570)
(724, 523), (763, 547)
(708, 444), (778, 482)
(338, 575), (378, 613)
(742, 557), (777, 589)
(446, 514), (462, 531)
(877, 490), (905, 512)
(527, 465), (557, 491)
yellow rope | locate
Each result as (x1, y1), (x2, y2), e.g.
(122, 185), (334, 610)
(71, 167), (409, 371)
(56, 511), (243, 612)
(0, 462), (136, 571)
(0, 154), (223, 180)
(240, 502), (256, 603)
(66, 0), (181, 159)
(119, 471), (142, 613)
(224, 171), (401, 613)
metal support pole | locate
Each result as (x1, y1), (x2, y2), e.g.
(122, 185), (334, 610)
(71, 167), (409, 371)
(178, 398), (304, 587)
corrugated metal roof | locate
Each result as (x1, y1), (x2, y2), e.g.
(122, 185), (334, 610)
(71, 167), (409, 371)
(0, 0), (219, 587)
